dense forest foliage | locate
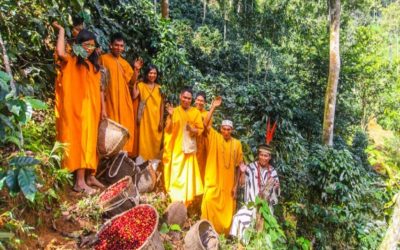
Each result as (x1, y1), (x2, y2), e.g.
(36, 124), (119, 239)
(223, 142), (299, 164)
(0, 0), (399, 249)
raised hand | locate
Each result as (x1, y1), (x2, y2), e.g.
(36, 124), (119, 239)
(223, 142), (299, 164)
(134, 57), (144, 71)
(52, 21), (64, 31)
(211, 96), (222, 108)
(239, 162), (247, 173)
(165, 102), (174, 115)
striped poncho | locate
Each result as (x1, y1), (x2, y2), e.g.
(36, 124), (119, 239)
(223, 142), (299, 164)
(229, 161), (280, 240)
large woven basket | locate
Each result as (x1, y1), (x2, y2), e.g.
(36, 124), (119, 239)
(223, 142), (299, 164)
(184, 220), (219, 250)
(96, 204), (164, 250)
(97, 118), (129, 158)
(99, 176), (139, 218)
(104, 151), (137, 185)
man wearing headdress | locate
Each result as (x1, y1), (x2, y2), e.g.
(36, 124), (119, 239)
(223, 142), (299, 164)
(201, 97), (244, 235)
(229, 144), (280, 240)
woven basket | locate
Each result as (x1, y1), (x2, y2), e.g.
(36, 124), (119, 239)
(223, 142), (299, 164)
(96, 204), (164, 250)
(103, 151), (137, 185)
(99, 176), (139, 218)
(184, 220), (219, 250)
(97, 118), (129, 158)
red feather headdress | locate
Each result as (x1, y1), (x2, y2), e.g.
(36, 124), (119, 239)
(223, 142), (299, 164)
(265, 117), (277, 145)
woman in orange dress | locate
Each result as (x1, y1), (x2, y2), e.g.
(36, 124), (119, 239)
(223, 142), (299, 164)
(132, 65), (164, 160)
(53, 22), (106, 194)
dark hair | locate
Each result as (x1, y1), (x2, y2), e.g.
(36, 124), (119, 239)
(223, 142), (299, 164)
(180, 86), (193, 95)
(110, 32), (125, 44)
(75, 29), (100, 72)
(196, 91), (207, 102)
(72, 15), (84, 27)
(143, 64), (159, 83)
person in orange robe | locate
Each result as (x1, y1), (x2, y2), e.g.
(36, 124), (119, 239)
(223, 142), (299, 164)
(163, 87), (204, 205)
(100, 33), (142, 156)
(194, 91), (213, 180)
(201, 97), (244, 234)
(132, 65), (164, 160)
(53, 22), (106, 194)
(54, 16), (84, 142)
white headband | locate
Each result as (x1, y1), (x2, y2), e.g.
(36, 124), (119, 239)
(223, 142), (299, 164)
(221, 120), (233, 128)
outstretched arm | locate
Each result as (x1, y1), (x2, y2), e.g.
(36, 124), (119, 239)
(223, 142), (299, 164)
(203, 96), (222, 130)
(164, 103), (174, 133)
(131, 58), (143, 100)
(52, 21), (67, 61)
(101, 91), (107, 119)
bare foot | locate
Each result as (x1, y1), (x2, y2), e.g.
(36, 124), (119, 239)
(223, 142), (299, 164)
(73, 183), (97, 195)
(86, 175), (105, 189)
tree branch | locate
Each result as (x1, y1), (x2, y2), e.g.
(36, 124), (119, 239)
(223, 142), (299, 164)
(0, 32), (16, 94)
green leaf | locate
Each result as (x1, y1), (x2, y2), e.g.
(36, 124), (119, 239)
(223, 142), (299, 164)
(72, 44), (88, 59)
(47, 188), (58, 199)
(10, 156), (40, 167)
(6, 169), (19, 192)
(0, 232), (14, 239)
(0, 114), (14, 130)
(169, 224), (181, 232)
(159, 223), (169, 234)
(5, 135), (22, 148)
(78, 10), (91, 23)
(0, 176), (5, 190)
(18, 167), (37, 202)
(6, 99), (28, 124)
(9, 104), (21, 116)
(0, 71), (11, 84)
(25, 98), (48, 110)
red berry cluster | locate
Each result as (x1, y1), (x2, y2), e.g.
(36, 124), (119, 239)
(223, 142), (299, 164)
(99, 179), (129, 203)
(95, 206), (157, 250)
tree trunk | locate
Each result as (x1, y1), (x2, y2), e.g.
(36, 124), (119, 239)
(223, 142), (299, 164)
(161, 0), (169, 19)
(322, 0), (341, 146)
(379, 193), (400, 250)
(0, 32), (16, 94)
(223, 6), (227, 42)
(202, 0), (207, 23)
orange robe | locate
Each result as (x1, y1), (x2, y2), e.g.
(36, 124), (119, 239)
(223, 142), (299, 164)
(163, 106), (204, 204)
(57, 54), (101, 173)
(54, 43), (72, 142)
(201, 128), (243, 234)
(137, 82), (163, 160)
(100, 53), (135, 155)
(196, 110), (212, 180)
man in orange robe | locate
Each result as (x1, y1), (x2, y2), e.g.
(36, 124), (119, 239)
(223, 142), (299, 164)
(163, 88), (204, 205)
(100, 33), (141, 156)
(201, 97), (244, 234)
